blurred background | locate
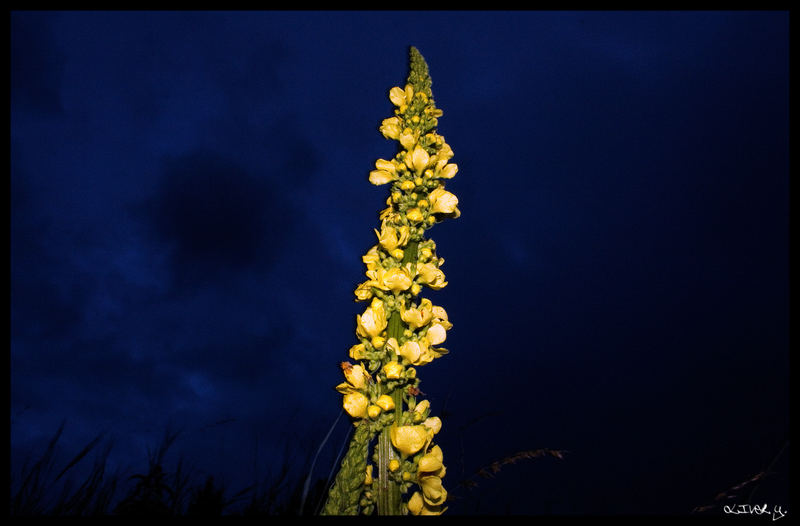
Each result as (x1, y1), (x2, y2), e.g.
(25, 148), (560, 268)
(10, 10), (789, 515)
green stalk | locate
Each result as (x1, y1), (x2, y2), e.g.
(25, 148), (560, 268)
(376, 240), (418, 516)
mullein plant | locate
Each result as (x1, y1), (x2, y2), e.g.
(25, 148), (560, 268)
(321, 47), (459, 516)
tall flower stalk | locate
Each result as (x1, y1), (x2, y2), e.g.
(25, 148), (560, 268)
(321, 46), (459, 516)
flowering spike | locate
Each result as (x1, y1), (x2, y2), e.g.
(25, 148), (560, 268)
(323, 46), (458, 516)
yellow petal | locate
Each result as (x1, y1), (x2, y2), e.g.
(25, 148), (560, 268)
(381, 267), (412, 293)
(376, 394), (395, 412)
(404, 84), (414, 103)
(349, 343), (367, 360)
(389, 86), (406, 107)
(411, 145), (430, 175)
(399, 131), (417, 150)
(375, 158), (396, 173)
(439, 162), (458, 179)
(365, 464), (373, 485)
(383, 361), (404, 379)
(343, 392), (369, 418)
(343, 363), (368, 389)
(426, 323), (447, 345)
(407, 491), (424, 515)
(423, 416), (442, 435)
(418, 453), (443, 473)
(354, 281), (375, 301)
(429, 187), (459, 214)
(390, 424), (429, 456)
(406, 208), (424, 223)
(398, 340), (422, 365)
(420, 476), (447, 506)
(380, 118), (401, 140)
(369, 169), (395, 185)
(356, 301), (387, 338)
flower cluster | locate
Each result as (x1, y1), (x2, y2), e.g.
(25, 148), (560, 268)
(330, 47), (457, 516)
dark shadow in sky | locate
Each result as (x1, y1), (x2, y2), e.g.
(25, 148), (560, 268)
(10, 12), (65, 116)
(144, 150), (292, 292)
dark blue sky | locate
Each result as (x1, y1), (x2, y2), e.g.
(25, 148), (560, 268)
(10, 10), (789, 515)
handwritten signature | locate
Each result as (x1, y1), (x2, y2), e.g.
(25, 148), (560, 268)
(723, 503), (787, 521)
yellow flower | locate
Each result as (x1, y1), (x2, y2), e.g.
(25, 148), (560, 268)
(398, 338), (443, 366)
(383, 361), (404, 379)
(380, 117), (401, 140)
(400, 298), (433, 329)
(362, 246), (381, 272)
(342, 362), (368, 390)
(371, 335), (385, 349)
(390, 424), (428, 456)
(369, 168), (396, 185)
(388, 459), (400, 472)
(413, 399), (430, 417)
(423, 416), (442, 435)
(416, 262), (447, 290)
(431, 305), (452, 329)
(428, 187), (460, 216)
(407, 491), (424, 515)
(418, 445), (444, 474)
(407, 491), (445, 515)
(389, 86), (407, 107)
(437, 142), (454, 161)
(390, 248), (404, 260)
(426, 322), (447, 345)
(385, 337), (401, 357)
(376, 394), (395, 412)
(356, 298), (387, 338)
(419, 475), (447, 506)
(349, 343), (367, 360)
(354, 280), (375, 301)
(364, 465), (374, 485)
(398, 340), (422, 365)
(437, 162), (458, 179)
(375, 222), (410, 252)
(400, 180), (415, 192)
(379, 266), (413, 293)
(399, 129), (417, 150)
(370, 159), (399, 185)
(406, 144), (431, 175)
(343, 392), (369, 418)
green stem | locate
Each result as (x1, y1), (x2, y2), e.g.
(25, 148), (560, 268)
(376, 240), (418, 516)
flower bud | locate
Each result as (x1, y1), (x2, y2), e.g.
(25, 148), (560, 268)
(371, 335), (386, 349)
(389, 459), (400, 472)
(383, 361), (404, 379)
(376, 394), (395, 412)
(367, 405), (382, 419)
(406, 208), (424, 223)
